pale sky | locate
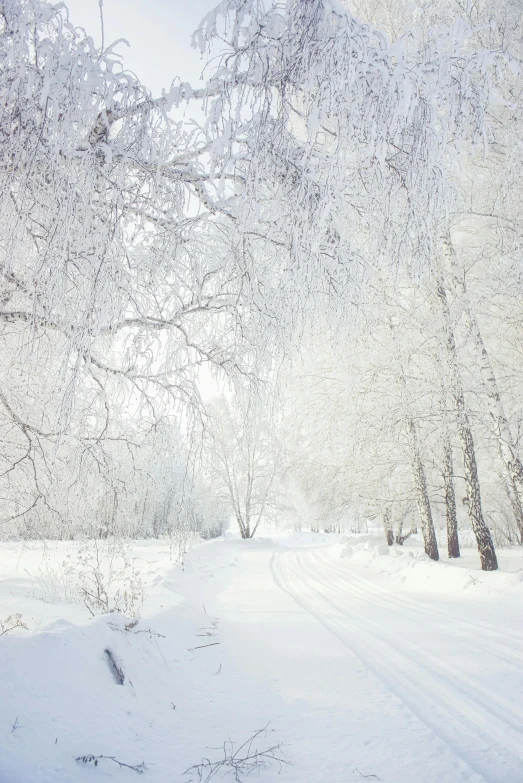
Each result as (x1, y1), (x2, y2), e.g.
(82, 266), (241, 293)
(65, 0), (219, 94)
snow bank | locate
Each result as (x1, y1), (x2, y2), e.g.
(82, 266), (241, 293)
(0, 539), (274, 782)
(2, 535), (523, 783)
(339, 536), (523, 596)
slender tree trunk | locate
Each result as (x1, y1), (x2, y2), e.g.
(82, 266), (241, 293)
(383, 506), (394, 546)
(436, 264), (497, 571)
(142, 490), (149, 535)
(434, 350), (460, 558)
(395, 512), (413, 545)
(443, 439), (460, 558)
(409, 419), (439, 561)
(388, 315), (439, 560)
(395, 530), (413, 545)
(444, 236), (523, 543)
(395, 514), (404, 545)
(505, 477), (523, 544)
(240, 514), (251, 539)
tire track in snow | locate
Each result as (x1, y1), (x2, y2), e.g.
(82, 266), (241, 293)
(299, 550), (523, 738)
(270, 549), (491, 782)
(316, 547), (523, 647)
(271, 548), (523, 783)
(312, 548), (523, 672)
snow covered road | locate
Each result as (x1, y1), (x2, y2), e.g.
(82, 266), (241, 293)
(268, 544), (523, 782)
(1, 535), (523, 783)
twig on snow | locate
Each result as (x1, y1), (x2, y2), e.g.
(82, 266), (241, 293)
(134, 627), (166, 638)
(76, 754), (147, 774)
(353, 769), (382, 780)
(104, 648), (125, 685)
(184, 724), (290, 782)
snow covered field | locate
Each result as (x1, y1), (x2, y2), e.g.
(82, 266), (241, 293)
(1, 534), (523, 783)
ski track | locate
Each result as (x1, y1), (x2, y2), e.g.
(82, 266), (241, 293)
(312, 548), (523, 670)
(298, 551), (523, 736)
(317, 548), (523, 644)
(298, 556), (523, 732)
(271, 546), (523, 783)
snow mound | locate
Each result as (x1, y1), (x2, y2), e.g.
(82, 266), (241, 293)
(340, 539), (523, 596)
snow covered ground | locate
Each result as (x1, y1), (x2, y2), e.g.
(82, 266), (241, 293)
(1, 533), (523, 783)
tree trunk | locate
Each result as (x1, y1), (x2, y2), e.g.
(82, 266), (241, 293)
(436, 264), (497, 571)
(460, 420), (498, 569)
(383, 507), (394, 546)
(443, 439), (460, 558)
(395, 514), (405, 545)
(388, 316), (439, 561)
(445, 236), (523, 544)
(241, 517), (251, 538)
(505, 476), (523, 544)
(395, 513), (413, 545)
(409, 419), (439, 561)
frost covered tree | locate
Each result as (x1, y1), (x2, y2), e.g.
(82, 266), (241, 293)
(203, 395), (282, 539)
(193, 0), (511, 286)
(279, 294), (442, 555)
(190, 0), (521, 569)
(0, 0), (258, 538)
(348, 0), (523, 563)
(1, 0), (522, 574)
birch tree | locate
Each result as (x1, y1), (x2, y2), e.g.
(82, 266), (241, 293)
(349, 0), (523, 566)
(190, 0), (517, 567)
(203, 396), (282, 539)
(1, 0), (521, 568)
(0, 0), (257, 537)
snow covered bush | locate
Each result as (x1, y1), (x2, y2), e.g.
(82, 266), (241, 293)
(29, 539), (143, 616)
(71, 539), (144, 616)
(0, 613), (27, 636)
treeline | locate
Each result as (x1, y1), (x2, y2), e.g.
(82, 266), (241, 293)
(0, 0), (521, 570)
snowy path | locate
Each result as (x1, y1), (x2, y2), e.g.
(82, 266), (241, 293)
(272, 546), (523, 781)
(1, 536), (523, 783)
(206, 540), (523, 783)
